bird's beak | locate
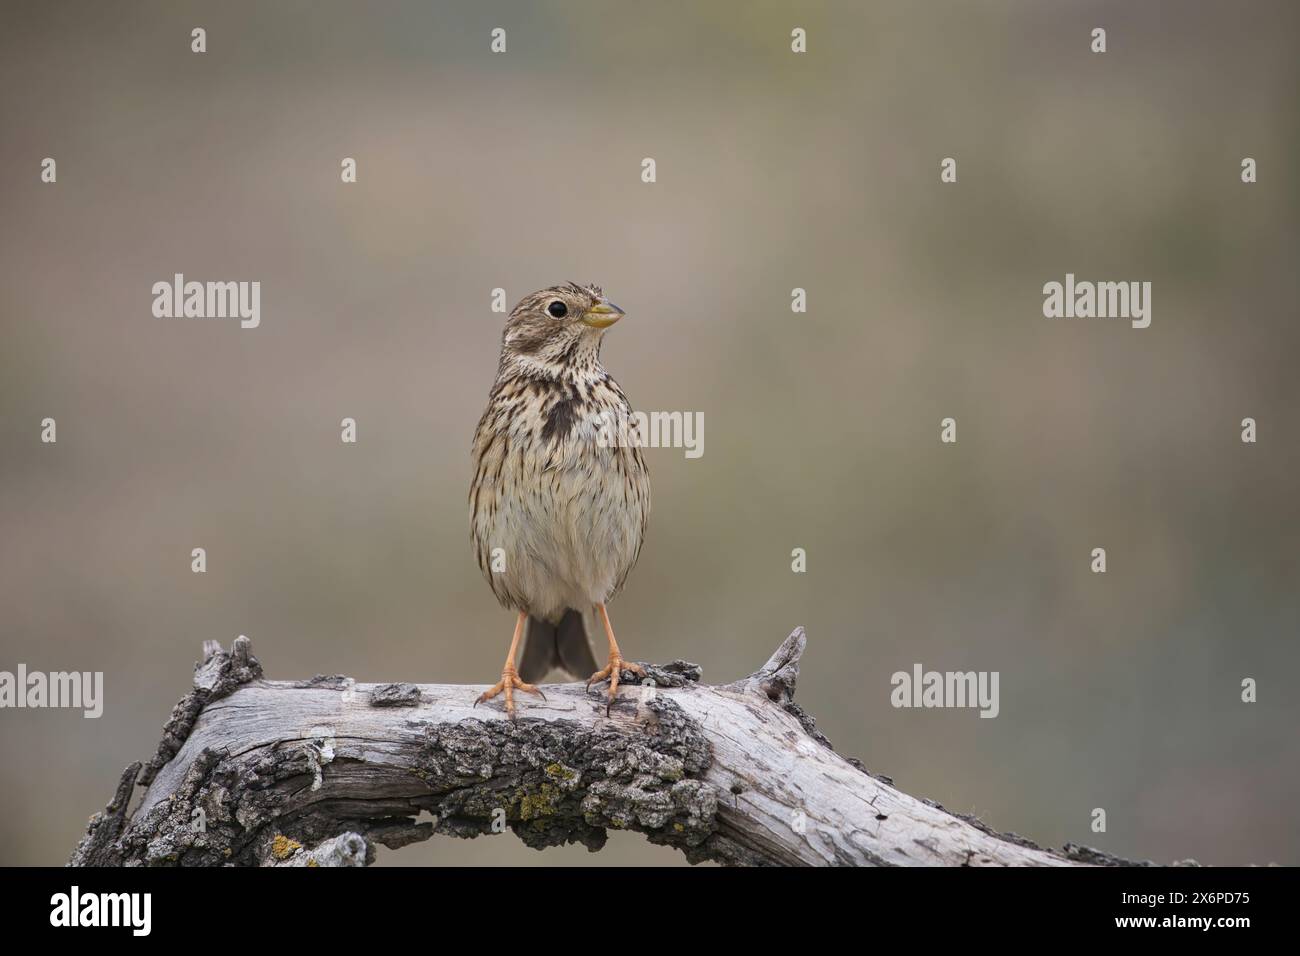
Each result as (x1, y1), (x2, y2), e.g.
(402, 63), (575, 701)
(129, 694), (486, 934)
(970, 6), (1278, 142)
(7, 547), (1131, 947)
(581, 298), (625, 329)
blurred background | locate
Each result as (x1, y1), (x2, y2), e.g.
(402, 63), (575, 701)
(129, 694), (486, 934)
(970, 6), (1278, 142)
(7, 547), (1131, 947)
(1, 0), (1297, 866)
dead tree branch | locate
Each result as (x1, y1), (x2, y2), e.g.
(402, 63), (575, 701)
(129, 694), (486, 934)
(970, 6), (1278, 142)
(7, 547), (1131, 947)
(70, 630), (1146, 867)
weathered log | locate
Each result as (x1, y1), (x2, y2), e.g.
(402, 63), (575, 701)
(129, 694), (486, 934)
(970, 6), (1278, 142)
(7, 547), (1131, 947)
(70, 630), (1144, 867)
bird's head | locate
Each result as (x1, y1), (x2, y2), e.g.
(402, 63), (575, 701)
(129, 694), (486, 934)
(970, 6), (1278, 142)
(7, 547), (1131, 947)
(500, 282), (625, 370)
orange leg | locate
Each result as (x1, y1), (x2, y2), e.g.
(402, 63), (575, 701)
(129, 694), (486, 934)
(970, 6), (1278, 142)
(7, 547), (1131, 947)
(585, 603), (645, 714)
(474, 611), (546, 719)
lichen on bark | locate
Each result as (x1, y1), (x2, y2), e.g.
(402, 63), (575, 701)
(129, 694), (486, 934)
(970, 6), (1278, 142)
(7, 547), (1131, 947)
(411, 695), (718, 855)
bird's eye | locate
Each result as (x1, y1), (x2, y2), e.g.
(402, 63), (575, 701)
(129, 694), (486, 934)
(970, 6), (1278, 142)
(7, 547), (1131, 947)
(547, 300), (568, 318)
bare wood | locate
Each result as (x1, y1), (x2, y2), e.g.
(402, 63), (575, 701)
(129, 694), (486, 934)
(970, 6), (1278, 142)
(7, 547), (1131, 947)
(69, 630), (1146, 867)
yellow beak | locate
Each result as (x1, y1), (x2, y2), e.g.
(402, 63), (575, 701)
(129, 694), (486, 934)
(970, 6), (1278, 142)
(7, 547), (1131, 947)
(581, 298), (625, 329)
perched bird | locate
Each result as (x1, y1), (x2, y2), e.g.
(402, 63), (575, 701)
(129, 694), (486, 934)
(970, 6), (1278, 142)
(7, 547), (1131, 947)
(469, 283), (650, 717)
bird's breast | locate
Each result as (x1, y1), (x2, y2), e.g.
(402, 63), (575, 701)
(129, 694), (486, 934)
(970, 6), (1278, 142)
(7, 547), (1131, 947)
(470, 366), (649, 612)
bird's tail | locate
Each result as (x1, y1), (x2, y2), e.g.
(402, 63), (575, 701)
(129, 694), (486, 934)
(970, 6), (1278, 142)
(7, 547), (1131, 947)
(518, 608), (599, 683)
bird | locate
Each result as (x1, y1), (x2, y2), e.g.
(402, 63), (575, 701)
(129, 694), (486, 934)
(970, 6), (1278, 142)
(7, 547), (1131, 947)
(469, 282), (650, 718)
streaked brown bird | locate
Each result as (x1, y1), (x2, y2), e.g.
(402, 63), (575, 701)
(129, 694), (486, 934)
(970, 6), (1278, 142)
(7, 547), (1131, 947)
(469, 283), (650, 717)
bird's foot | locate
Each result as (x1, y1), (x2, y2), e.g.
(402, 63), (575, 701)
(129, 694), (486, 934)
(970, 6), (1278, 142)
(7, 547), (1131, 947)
(474, 667), (546, 720)
(586, 655), (645, 715)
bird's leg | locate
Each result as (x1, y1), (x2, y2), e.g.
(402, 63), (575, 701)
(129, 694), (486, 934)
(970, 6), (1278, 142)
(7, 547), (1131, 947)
(585, 603), (645, 714)
(474, 611), (546, 719)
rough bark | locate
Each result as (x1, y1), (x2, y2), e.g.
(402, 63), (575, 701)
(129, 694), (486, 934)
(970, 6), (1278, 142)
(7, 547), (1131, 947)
(70, 629), (1156, 867)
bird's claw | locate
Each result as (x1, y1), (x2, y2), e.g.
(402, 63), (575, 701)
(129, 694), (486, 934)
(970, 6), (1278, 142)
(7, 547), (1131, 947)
(586, 657), (645, 714)
(475, 668), (545, 719)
